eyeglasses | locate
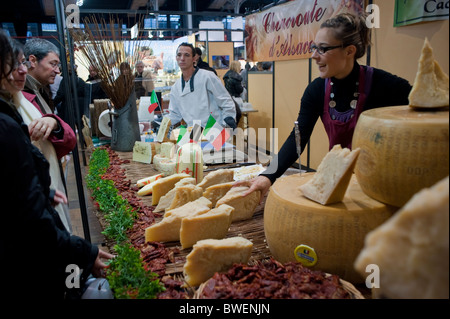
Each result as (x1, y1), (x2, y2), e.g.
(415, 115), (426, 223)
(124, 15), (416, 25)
(13, 60), (31, 70)
(310, 43), (343, 55)
(49, 61), (62, 70)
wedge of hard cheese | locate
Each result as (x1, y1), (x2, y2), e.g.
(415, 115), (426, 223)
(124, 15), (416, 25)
(151, 173), (191, 205)
(299, 145), (360, 205)
(216, 186), (261, 222)
(196, 169), (235, 191)
(409, 38), (449, 108)
(155, 116), (171, 143)
(145, 197), (212, 242)
(154, 183), (203, 213)
(183, 237), (253, 287)
(354, 176), (449, 299)
(180, 204), (234, 249)
(203, 182), (234, 207)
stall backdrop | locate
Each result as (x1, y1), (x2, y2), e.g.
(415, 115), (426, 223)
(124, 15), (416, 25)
(245, 0), (365, 62)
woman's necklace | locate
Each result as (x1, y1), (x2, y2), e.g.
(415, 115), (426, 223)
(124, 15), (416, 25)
(329, 80), (360, 109)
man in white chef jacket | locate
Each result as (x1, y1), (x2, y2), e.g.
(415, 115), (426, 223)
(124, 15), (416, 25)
(168, 43), (237, 129)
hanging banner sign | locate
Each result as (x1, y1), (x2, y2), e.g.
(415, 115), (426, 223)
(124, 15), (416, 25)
(394, 0), (449, 27)
(245, 0), (365, 62)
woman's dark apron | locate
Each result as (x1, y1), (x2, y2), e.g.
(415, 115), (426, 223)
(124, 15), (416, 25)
(322, 66), (374, 150)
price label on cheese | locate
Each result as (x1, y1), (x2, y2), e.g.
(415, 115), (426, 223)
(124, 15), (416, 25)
(294, 244), (318, 267)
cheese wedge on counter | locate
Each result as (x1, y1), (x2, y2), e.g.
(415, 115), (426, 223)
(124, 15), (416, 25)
(196, 168), (235, 191)
(216, 186), (261, 222)
(299, 145), (360, 205)
(354, 176), (449, 299)
(145, 197), (212, 242)
(151, 173), (191, 205)
(154, 184), (203, 213)
(183, 237), (253, 287)
(203, 182), (234, 207)
(156, 116), (171, 143)
(409, 38), (449, 108)
(180, 204), (234, 249)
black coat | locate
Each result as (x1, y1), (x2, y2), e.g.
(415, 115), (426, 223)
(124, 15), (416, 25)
(0, 96), (98, 299)
(223, 70), (244, 98)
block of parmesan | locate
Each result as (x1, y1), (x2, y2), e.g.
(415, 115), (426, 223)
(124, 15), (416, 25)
(409, 38), (449, 108)
(203, 182), (234, 207)
(216, 186), (261, 222)
(183, 237), (253, 287)
(151, 173), (191, 205)
(145, 197), (212, 242)
(299, 145), (360, 205)
(154, 184), (203, 213)
(180, 204), (234, 249)
(196, 169), (235, 191)
(354, 176), (449, 299)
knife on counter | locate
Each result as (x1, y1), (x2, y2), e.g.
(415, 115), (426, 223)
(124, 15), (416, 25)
(204, 162), (257, 172)
(294, 121), (302, 176)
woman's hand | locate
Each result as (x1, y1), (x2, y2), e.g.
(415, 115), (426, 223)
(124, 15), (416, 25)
(52, 189), (68, 206)
(92, 249), (115, 278)
(28, 117), (58, 141)
(233, 175), (272, 204)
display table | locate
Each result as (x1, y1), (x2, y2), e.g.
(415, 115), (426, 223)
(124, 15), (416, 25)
(112, 151), (272, 275)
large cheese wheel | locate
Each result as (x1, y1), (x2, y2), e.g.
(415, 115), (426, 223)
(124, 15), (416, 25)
(264, 173), (396, 284)
(352, 105), (449, 207)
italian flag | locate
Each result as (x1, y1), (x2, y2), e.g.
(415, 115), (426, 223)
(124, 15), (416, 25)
(203, 114), (230, 151)
(148, 90), (159, 114)
(176, 125), (190, 147)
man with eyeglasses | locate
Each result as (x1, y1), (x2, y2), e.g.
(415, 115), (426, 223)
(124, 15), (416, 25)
(23, 38), (61, 115)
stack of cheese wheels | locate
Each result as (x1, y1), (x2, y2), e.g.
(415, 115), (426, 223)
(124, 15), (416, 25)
(352, 105), (449, 207)
(264, 173), (397, 284)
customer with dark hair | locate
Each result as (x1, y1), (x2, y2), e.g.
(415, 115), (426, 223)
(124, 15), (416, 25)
(223, 60), (244, 125)
(4, 39), (76, 234)
(194, 47), (217, 75)
(0, 29), (113, 299)
(23, 38), (61, 114)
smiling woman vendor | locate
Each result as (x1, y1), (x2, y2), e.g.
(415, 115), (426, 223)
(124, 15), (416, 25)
(239, 12), (412, 199)
(168, 43), (237, 129)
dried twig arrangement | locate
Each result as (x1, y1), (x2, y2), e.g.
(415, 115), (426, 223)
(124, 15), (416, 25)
(70, 15), (144, 108)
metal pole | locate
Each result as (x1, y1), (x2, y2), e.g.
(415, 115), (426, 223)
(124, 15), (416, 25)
(54, 0), (91, 242)
(65, 33), (87, 166)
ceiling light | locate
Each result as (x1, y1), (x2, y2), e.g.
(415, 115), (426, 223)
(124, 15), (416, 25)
(76, 0), (84, 6)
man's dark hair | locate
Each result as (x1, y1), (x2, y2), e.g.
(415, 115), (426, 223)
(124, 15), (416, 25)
(177, 42), (196, 56)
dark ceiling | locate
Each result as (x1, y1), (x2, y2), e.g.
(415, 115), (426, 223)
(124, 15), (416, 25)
(1, 0), (287, 37)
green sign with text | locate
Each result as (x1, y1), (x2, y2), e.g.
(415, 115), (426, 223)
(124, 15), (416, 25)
(394, 0), (449, 27)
